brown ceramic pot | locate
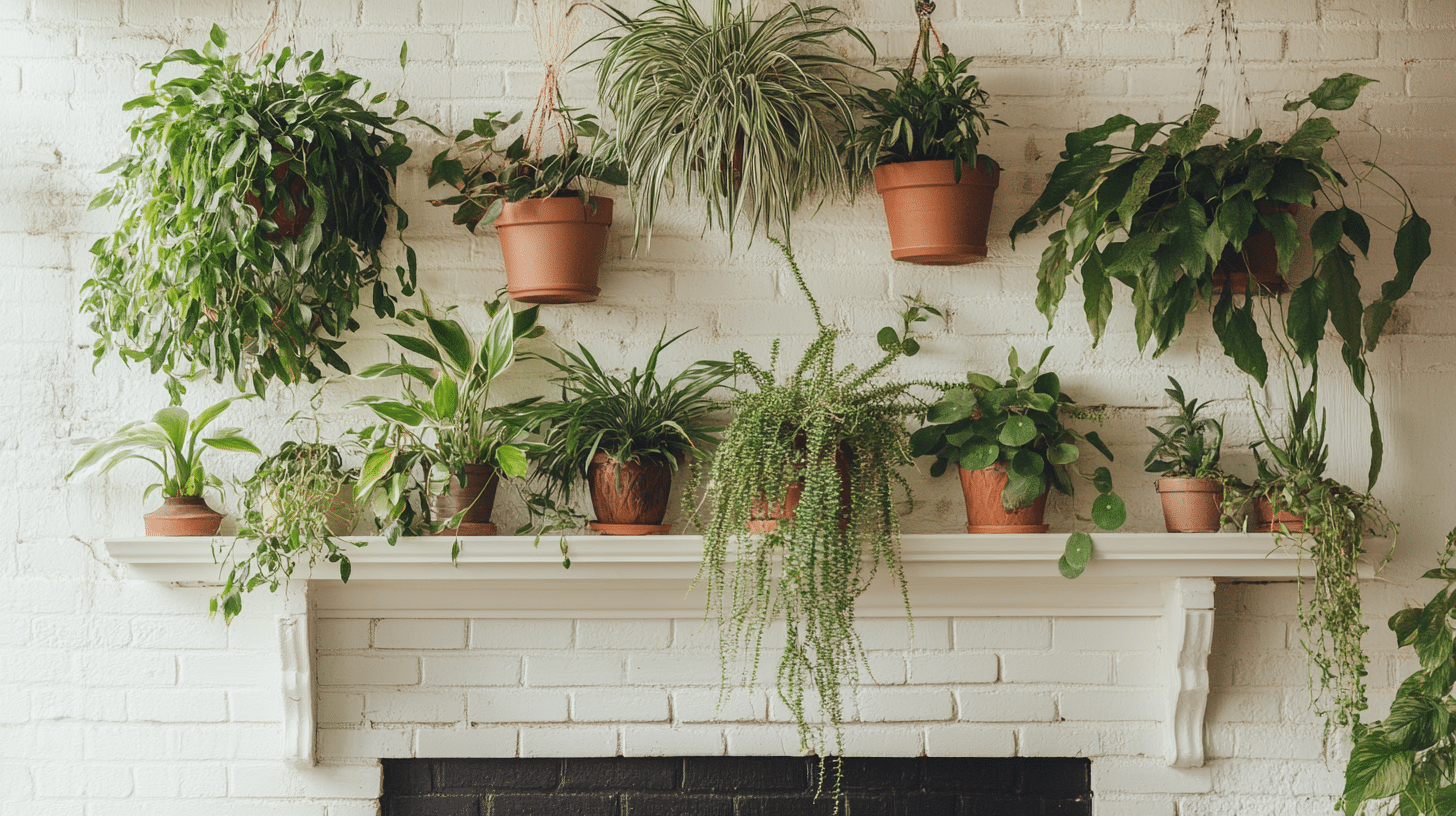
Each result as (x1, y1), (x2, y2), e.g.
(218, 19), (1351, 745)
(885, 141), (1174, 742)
(242, 142), (313, 240)
(587, 453), (675, 535)
(144, 495), (224, 537)
(1211, 204), (1298, 295)
(1156, 477), (1225, 533)
(1253, 497), (1305, 533)
(873, 159), (1000, 265)
(427, 464), (500, 536)
(958, 464), (1049, 534)
(495, 196), (612, 304)
(749, 442), (854, 534)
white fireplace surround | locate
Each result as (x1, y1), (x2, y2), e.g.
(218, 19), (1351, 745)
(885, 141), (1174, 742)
(105, 531), (1346, 808)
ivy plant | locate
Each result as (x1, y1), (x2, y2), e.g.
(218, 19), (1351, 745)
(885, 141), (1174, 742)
(1009, 74), (1431, 489)
(85, 26), (428, 395)
(1341, 529), (1456, 815)
(910, 347), (1125, 578)
(1145, 377), (1228, 480)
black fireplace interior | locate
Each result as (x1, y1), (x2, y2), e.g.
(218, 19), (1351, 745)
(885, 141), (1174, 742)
(382, 756), (1093, 815)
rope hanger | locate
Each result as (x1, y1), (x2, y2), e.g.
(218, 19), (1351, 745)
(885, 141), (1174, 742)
(1194, 0), (1255, 138)
(906, 0), (943, 74)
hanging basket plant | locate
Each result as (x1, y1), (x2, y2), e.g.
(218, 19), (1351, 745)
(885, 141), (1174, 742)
(84, 26), (427, 395)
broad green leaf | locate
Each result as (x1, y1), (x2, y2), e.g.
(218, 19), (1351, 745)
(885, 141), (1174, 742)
(1002, 471), (1046, 510)
(368, 401), (426, 426)
(152, 408), (188, 452)
(495, 444), (528, 478)
(909, 426), (944, 458)
(1415, 592), (1453, 671)
(1048, 442), (1080, 466)
(386, 333), (443, 363)
(1216, 196), (1257, 249)
(999, 415), (1037, 447)
(201, 436), (261, 454)
(876, 326), (897, 352)
(1287, 278), (1328, 366)
(1164, 104), (1219, 155)
(1213, 297), (1269, 384)
(1010, 449), (1045, 478)
(432, 375), (459, 418)
(1260, 210), (1299, 276)
(928, 389), (977, 425)
(425, 316), (474, 374)
(1092, 493), (1127, 530)
(958, 443), (1000, 472)
(1342, 735), (1414, 814)
(1280, 116), (1339, 160)
(1060, 531), (1094, 579)
(1384, 695), (1449, 751)
(482, 303), (515, 378)
(1308, 73), (1375, 111)
(1092, 466), (1114, 494)
(209, 23), (227, 48)
(1118, 151), (1166, 229)
(1322, 248), (1364, 359)
(1082, 255), (1113, 342)
(357, 447), (397, 498)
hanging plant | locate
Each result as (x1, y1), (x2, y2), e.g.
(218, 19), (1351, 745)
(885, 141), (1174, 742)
(84, 26), (428, 395)
(1009, 74), (1430, 488)
(590, 0), (873, 246)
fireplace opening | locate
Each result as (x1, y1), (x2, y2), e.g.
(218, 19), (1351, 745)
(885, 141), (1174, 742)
(382, 756), (1092, 815)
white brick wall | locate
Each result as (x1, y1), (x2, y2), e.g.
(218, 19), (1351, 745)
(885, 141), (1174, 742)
(7, 0), (1455, 813)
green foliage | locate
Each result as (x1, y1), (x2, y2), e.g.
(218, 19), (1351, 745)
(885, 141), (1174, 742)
(910, 347), (1124, 578)
(351, 296), (544, 539)
(591, 0), (873, 247)
(427, 108), (627, 232)
(1246, 369), (1396, 730)
(213, 434), (359, 623)
(1009, 74), (1430, 488)
(691, 240), (932, 786)
(84, 26), (430, 394)
(1144, 377), (1226, 479)
(844, 43), (1003, 176)
(519, 330), (731, 535)
(1341, 529), (1456, 816)
(68, 395), (260, 500)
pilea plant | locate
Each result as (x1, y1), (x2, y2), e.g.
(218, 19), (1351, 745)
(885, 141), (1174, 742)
(85, 26), (425, 395)
(690, 241), (933, 800)
(1341, 528), (1456, 815)
(1009, 74), (1430, 489)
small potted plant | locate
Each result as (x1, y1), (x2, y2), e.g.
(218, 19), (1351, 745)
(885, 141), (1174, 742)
(591, 0), (873, 247)
(521, 331), (729, 536)
(429, 109), (626, 304)
(84, 26), (427, 394)
(352, 297), (544, 540)
(1145, 377), (1232, 533)
(68, 396), (260, 536)
(911, 347), (1124, 577)
(845, 40), (1003, 265)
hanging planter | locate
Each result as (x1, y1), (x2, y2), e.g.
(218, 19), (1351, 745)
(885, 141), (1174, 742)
(747, 441), (853, 534)
(874, 160), (999, 264)
(496, 196), (613, 304)
(1210, 204), (1299, 295)
(958, 464), (1048, 534)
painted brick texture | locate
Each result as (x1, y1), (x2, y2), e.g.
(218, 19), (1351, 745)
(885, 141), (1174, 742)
(5, 0), (1454, 814)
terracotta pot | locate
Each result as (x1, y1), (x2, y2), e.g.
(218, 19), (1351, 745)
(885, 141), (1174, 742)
(749, 442), (853, 534)
(260, 483), (356, 537)
(587, 453), (675, 535)
(873, 159), (1000, 266)
(144, 495), (224, 537)
(1156, 477), (1225, 533)
(1211, 204), (1298, 295)
(242, 142), (313, 240)
(958, 464), (1049, 534)
(427, 464), (500, 536)
(1253, 497), (1305, 533)
(495, 196), (612, 304)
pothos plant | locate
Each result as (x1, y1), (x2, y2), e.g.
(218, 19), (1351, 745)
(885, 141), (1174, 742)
(1341, 528), (1456, 816)
(690, 240), (935, 798)
(351, 296), (544, 545)
(85, 26), (428, 396)
(910, 347), (1125, 579)
(1247, 369), (1395, 730)
(1145, 376), (1228, 481)
(1009, 74), (1431, 489)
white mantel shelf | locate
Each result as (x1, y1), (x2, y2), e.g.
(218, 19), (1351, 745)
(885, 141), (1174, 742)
(104, 532), (1357, 770)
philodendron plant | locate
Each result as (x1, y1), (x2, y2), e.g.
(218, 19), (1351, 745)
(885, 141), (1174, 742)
(1009, 74), (1430, 489)
(911, 347), (1125, 578)
(1145, 377), (1227, 480)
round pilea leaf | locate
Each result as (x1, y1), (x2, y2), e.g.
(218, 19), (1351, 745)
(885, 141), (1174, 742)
(1048, 442), (1080, 466)
(1010, 448), (1045, 478)
(1092, 493), (1127, 530)
(958, 443), (999, 473)
(1059, 531), (1094, 579)
(998, 414), (1037, 447)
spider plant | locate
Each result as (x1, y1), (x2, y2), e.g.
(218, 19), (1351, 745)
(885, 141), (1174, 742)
(590, 0), (873, 247)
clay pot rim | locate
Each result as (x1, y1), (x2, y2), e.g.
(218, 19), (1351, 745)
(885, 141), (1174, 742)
(1155, 477), (1225, 494)
(873, 158), (1001, 193)
(496, 195), (613, 227)
(589, 521), (673, 536)
(966, 523), (1051, 534)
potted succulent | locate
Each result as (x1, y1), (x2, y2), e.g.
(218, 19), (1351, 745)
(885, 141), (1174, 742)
(844, 41), (1003, 264)
(1144, 377), (1232, 533)
(84, 26), (427, 395)
(911, 347), (1125, 578)
(520, 331), (730, 536)
(691, 241), (935, 792)
(214, 436), (359, 622)
(352, 297), (544, 542)
(68, 395), (260, 536)
(1009, 74), (1430, 488)
(429, 109), (626, 304)
(591, 0), (873, 247)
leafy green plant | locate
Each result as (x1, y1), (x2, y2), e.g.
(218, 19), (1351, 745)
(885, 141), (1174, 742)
(213, 408), (361, 622)
(590, 0), (873, 246)
(691, 241), (934, 799)
(67, 395), (260, 499)
(1341, 529), (1456, 815)
(351, 297), (544, 541)
(844, 42), (1002, 177)
(519, 330), (731, 534)
(84, 26), (428, 395)
(427, 108), (627, 231)
(1246, 369), (1396, 730)
(1144, 377), (1227, 480)
(910, 347), (1124, 578)
(1009, 74), (1430, 488)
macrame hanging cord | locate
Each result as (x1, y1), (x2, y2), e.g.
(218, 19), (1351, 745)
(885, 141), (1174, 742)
(528, 0), (582, 160)
(906, 0), (943, 75)
(1194, 0), (1255, 138)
